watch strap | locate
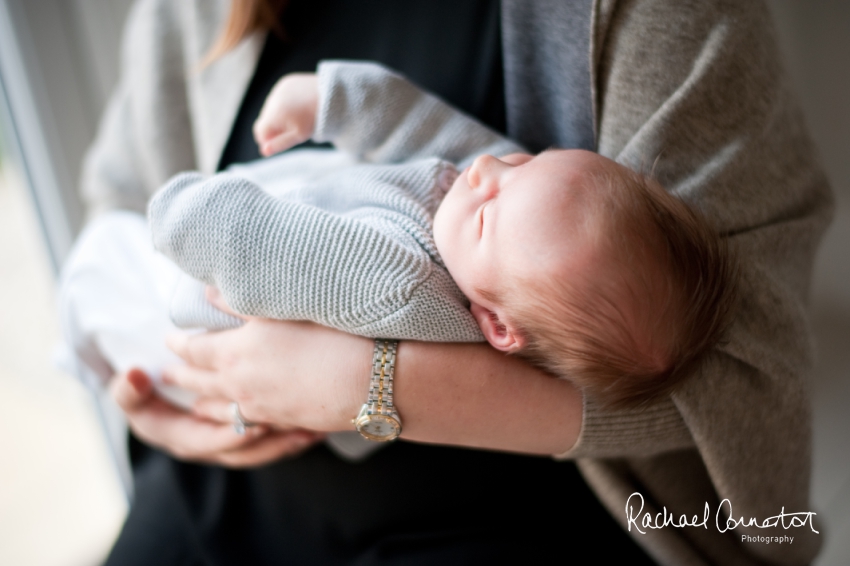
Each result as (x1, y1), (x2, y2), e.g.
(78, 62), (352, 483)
(366, 339), (398, 416)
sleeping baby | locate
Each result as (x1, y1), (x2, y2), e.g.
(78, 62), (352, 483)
(148, 61), (737, 410)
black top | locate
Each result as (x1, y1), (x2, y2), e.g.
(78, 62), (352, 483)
(219, 0), (505, 169)
(108, 1), (656, 564)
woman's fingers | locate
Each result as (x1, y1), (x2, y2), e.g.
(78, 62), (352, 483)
(204, 286), (247, 319)
(166, 331), (223, 371)
(110, 368), (154, 411)
(113, 368), (271, 460)
(110, 366), (322, 468)
(193, 396), (242, 424)
(213, 430), (323, 468)
(127, 395), (266, 459)
(161, 363), (224, 398)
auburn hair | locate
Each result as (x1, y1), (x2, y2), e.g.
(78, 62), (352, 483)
(498, 166), (738, 410)
(203, 0), (287, 66)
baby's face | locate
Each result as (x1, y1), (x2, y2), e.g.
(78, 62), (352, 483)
(434, 149), (617, 315)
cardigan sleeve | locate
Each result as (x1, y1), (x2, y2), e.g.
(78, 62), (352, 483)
(561, 0), (833, 457)
(79, 0), (199, 218)
(557, 1), (830, 563)
(313, 61), (525, 169)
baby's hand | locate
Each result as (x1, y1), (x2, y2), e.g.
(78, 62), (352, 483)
(253, 73), (319, 157)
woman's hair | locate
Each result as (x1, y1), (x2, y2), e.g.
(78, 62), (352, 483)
(502, 167), (738, 410)
(203, 0), (287, 66)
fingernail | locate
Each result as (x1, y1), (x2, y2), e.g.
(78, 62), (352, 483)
(127, 369), (151, 394)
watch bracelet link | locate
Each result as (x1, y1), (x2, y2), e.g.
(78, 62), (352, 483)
(366, 339), (398, 416)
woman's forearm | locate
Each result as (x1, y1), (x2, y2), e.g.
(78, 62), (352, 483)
(165, 321), (583, 456)
(373, 341), (582, 455)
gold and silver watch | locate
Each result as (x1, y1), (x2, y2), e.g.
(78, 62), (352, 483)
(353, 339), (402, 442)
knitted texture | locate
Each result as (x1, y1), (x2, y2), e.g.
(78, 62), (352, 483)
(315, 61), (522, 168)
(149, 61), (523, 341)
(151, 158), (484, 341)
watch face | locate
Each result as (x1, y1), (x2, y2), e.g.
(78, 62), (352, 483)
(357, 414), (401, 441)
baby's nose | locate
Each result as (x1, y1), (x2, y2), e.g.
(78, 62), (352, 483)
(469, 155), (505, 191)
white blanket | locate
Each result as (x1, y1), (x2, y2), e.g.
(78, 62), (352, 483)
(58, 208), (378, 461)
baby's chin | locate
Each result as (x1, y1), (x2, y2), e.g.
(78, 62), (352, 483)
(432, 203), (463, 283)
(433, 168), (470, 271)
(432, 177), (461, 241)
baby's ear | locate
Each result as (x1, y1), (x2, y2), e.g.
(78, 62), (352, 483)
(470, 303), (526, 353)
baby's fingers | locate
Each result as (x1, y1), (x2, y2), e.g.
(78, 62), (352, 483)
(260, 130), (306, 157)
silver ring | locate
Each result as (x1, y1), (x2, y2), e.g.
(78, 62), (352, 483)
(229, 401), (254, 435)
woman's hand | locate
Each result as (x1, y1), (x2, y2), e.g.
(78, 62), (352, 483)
(163, 287), (583, 455)
(110, 368), (323, 467)
(163, 317), (374, 433)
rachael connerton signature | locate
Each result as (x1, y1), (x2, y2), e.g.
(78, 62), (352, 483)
(625, 492), (819, 535)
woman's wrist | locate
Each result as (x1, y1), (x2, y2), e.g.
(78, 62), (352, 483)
(390, 341), (583, 455)
(319, 329), (374, 430)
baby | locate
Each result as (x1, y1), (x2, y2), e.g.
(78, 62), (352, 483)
(149, 61), (736, 409)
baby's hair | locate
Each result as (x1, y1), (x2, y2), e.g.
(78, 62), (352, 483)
(498, 165), (738, 409)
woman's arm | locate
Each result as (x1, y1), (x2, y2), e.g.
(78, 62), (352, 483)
(394, 340), (581, 454)
(163, 318), (582, 455)
(563, 1), (829, 561)
(587, 0), (832, 460)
